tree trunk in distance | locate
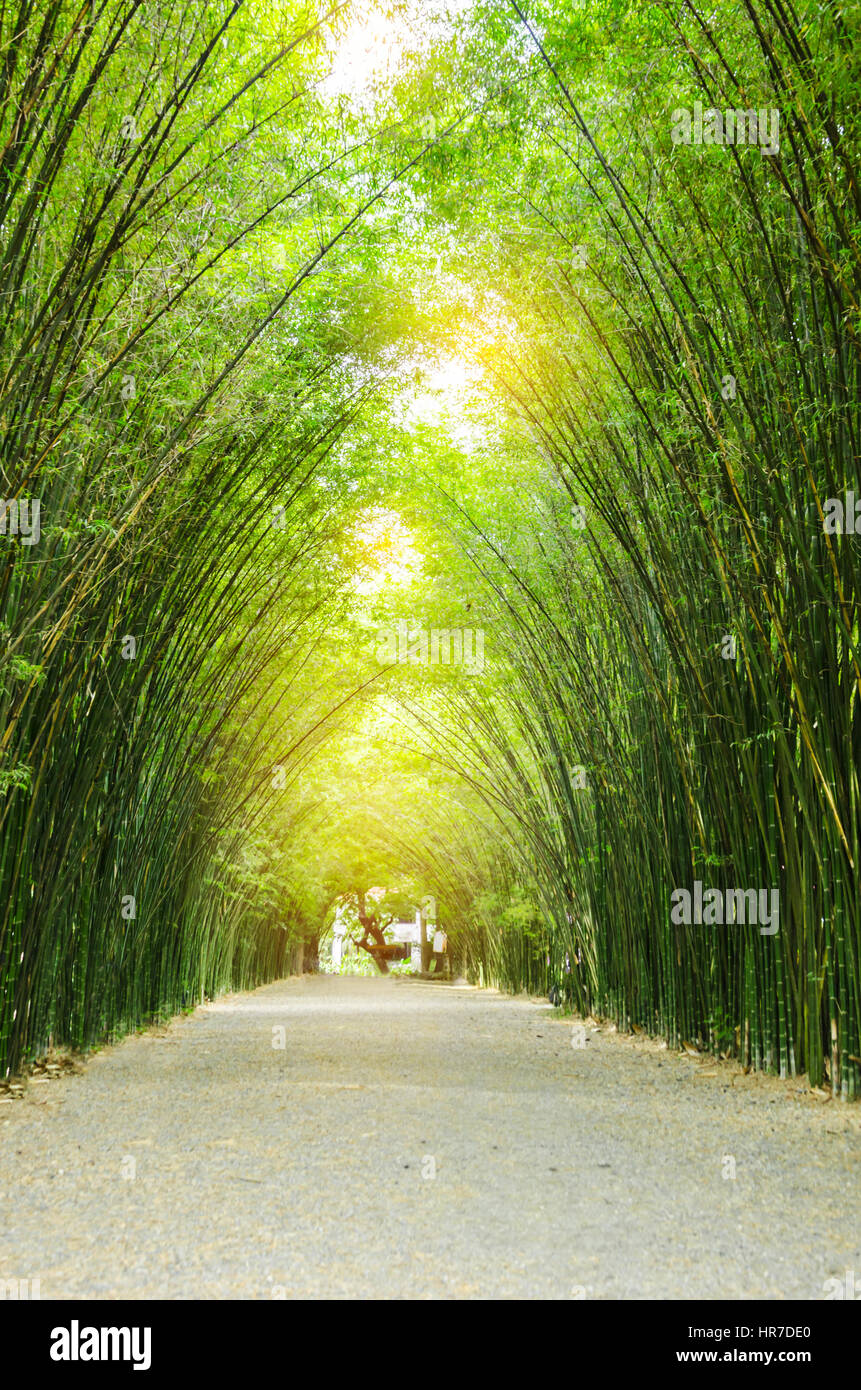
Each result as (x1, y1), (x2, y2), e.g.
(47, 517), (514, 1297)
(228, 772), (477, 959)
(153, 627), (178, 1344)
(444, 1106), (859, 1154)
(419, 907), (432, 974)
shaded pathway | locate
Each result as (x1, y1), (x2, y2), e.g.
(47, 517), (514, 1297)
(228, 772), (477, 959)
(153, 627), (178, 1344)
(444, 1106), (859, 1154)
(1, 975), (859, 1299)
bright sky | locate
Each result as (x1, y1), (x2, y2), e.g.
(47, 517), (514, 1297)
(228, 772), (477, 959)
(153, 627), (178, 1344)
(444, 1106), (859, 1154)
(320, 1), (476, 103)
(396, 352), (489, 452)
(321, 11), (407, 102)
(407, 355), (483, 421)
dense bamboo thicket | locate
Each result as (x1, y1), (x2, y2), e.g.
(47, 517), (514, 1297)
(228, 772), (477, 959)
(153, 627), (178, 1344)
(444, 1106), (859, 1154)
(427, 0), (860, 1094)
(0, 0), (857, 1096)
(0, 0), (380, 1074)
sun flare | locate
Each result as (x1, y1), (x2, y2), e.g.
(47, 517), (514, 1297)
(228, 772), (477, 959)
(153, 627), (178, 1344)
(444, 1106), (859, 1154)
(354, 508), (422, 595)
(321, 9), (408, 101)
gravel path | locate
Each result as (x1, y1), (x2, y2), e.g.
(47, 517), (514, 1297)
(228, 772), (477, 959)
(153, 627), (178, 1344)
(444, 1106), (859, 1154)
(1, 974), (859, 1300)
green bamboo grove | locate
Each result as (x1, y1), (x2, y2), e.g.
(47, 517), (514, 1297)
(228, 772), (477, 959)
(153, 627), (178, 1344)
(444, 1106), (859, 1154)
(425, 0), (861, 1096)
(0, 0), (858, 1097)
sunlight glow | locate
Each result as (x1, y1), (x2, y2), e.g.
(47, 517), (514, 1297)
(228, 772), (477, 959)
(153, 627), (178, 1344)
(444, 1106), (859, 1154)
(403, 353), (485, 435)
(321, 10), (408, 101)
(354, 508), (423, 595)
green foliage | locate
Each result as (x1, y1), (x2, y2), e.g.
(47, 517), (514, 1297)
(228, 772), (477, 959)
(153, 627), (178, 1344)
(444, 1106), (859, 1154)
(0, 0), (857, 1106)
